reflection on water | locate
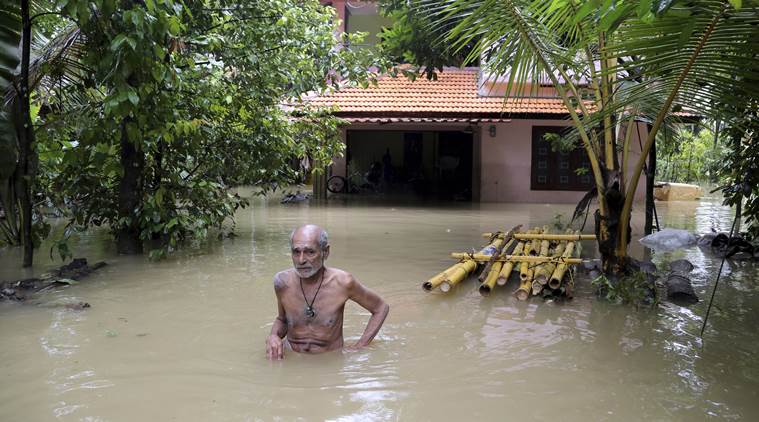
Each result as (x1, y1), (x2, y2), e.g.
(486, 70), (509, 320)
(1, 193), (759, 420)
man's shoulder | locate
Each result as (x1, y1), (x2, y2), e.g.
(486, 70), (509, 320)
(326, 268), (357, 286)
(273, 269), (295, 291)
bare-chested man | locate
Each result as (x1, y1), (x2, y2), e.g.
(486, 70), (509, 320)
(265, 224), (389, 359)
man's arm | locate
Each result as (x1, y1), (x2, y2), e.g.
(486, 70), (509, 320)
(266, 276), (288, 360)
(346, 276), (390, 349)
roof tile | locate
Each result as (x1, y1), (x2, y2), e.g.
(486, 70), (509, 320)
(307, 68), (579, 116)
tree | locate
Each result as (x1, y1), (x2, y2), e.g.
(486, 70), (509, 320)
(0, 0), (43, 267)
(413, 0), (759, 273)
(378, 0), (476, 77)
(4, 0), (384, 263)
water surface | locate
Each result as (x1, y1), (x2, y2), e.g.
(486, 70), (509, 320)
(1, 194), (758, 420)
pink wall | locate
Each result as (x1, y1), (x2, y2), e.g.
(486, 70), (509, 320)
(329, 120), (648, 204)
(480, 119), (647, 203)
(323, 0), (346, 33)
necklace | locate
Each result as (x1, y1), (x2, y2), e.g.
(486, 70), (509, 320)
(299, 269), (325, 318)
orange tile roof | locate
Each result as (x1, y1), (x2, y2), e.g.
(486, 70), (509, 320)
(307, 67), (580, 117)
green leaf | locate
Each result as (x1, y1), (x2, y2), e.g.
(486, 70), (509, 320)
(127, 90), (139, 105)
(637, 0), (653, 17)
(110, 33), (128, 51)
(729, 0), (742, 9)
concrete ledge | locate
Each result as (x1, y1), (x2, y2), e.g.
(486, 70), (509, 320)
(653, 182), (702, 201)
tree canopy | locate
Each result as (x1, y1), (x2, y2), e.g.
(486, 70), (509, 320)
(408, 0), (759, 271)
(2, 0), (385, 263)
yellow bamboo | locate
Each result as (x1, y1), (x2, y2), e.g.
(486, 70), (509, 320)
(538, 226), (551, 257)
(497, 241), (524, 286)
(549, 241), (576, 289)
(519, 238), (534, 281)
(534, 241), (567, 285)
(479, 238), (514, 283)
(514, 277), (531, 301)
(440, 259), (477, 292)
(479, 261), (504, 296)
(423, 261), (464, 291)
(483, 233), (596, 241)
(450, 253), (582, 264)
(531, 226), (552, 281)
(422, 270), (449, 291)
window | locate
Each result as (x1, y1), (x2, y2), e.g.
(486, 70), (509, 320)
(345, 2), (391, 48)
(530, 126), (594, 191)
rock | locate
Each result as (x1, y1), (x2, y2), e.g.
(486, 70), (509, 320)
(697, 232), (719, 247)
(669, 259), (694, 273)
(665, 273), (699, 305)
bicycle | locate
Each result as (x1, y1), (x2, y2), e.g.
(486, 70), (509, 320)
(327, 167), (380, 194)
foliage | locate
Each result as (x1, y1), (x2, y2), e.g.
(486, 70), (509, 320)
(719, 100), (759, 240)
(591, 271), (658, 308)
(411, 0), (759, 273)
(377, 0), (477, 78)
(658, 126), (728, 185)
(7, 0), (384, 260)
(0, 2), (22, 246)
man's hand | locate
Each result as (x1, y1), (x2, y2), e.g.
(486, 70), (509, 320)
(266, 334), (284, 360)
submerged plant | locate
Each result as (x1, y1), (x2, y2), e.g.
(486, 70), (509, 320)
(592, 271), (659, 308)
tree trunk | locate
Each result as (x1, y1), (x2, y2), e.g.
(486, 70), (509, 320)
(596, 170), (628, 274)
(735, 194), (742, 235)
(16, 0), (35, 267)
(116, 118), (144, 254)
(644, 132), (657, 235)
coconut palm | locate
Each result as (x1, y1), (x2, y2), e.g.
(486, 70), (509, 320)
(415, 0), (759, 273)
(1, 0), (86, 266)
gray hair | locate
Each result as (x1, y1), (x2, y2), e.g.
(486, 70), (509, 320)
(290, 225), (329, 251)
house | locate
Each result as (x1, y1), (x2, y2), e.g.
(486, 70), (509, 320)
(312, 1), (648, 203)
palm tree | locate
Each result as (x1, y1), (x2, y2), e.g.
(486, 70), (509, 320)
(415, 0), (759, 273)
(1, 0), (85, 267)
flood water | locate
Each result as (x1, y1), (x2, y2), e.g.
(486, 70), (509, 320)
(1, 191), (758, 421)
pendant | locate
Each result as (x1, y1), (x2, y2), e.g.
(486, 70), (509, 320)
(305, 305), (316, 318)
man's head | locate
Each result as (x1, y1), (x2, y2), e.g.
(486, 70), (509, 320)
(290, 224), (330, 278)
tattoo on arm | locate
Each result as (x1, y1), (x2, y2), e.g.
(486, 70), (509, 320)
(273, 273), (288, 292)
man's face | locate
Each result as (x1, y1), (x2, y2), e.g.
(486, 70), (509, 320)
(291, 229), (329, 278)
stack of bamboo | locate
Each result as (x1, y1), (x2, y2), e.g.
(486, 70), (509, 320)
(423, 226), (594, 301)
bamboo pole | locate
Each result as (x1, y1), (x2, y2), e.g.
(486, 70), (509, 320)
(527, 227), (542, 256)
(478, 225), (521, 283)
(531, 279), (543, 296)
(433, 234), (504, 292)
(479, 261), (504, 296)
(538, 228), (551, 257)
(514, 277), (531, 301)
(483, 233), (596, 241)
(519, 239), (534, 282)
(450, 253), (582, 264)
(531, 226), (552, 282)
(534, 241), (567, 285)
(440, 259), (478, 292)
(549, 241), (576, 289)
(497, 241), (524, 286)
(423, 262), (462, 291)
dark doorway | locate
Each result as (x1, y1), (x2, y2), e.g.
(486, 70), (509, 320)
(344, 130), (473, 201)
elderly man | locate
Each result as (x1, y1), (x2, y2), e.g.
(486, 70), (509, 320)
(266, 224), (389, 359)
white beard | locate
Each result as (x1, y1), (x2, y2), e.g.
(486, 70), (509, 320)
(295, 259), (323, 278)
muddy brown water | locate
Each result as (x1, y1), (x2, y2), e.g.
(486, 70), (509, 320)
(1, 192), (758, 420)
